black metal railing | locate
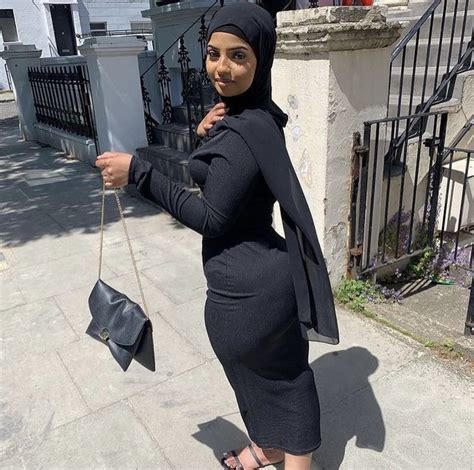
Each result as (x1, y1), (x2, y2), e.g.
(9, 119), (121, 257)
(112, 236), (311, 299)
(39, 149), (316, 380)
(389, 0), (472, 120)
(382, 0), (472, 182)
(466, 272), (474, 335)
(351, 111), (473, 280)
(4, 64), (12, 91)
(28, 64), (97, 140)
(351, 111), (446, 275)
(140, 0), (223, 146)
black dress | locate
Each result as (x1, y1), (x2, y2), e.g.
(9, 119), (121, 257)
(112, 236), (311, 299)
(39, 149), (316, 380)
(129, 129), (321, 455)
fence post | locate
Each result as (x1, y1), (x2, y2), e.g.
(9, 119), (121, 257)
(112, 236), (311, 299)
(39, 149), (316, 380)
(0, 43), (42, 141)
(272, 6), (402, 283)
(78, 36), (148, 155)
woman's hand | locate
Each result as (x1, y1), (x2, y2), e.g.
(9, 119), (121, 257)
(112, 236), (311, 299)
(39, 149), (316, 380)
(95, 151), (133, 189)
(196, 103), (229, 138)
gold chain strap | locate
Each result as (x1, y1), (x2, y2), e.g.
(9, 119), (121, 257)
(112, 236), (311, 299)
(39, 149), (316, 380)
(98, 181), (149, 318)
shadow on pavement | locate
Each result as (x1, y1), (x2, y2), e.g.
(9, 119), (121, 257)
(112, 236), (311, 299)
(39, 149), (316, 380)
(0, 114), (191, 249)
(312, 346), (385, 469)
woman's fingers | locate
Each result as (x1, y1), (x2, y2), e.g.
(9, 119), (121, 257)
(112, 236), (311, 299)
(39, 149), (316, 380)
(95, 158), (107, 169)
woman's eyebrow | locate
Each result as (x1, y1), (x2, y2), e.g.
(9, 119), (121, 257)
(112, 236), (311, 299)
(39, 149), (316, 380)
(208, 45), (249, 51)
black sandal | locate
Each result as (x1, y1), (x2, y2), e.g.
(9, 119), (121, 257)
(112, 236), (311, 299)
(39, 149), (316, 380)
(221, 443), (283, 469)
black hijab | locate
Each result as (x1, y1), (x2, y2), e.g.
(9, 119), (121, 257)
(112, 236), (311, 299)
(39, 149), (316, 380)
(198, 3), (339, 345)
(207, 3), (288, 128)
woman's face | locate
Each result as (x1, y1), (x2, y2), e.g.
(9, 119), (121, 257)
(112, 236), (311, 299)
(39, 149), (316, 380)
(206, 32), (257, 97)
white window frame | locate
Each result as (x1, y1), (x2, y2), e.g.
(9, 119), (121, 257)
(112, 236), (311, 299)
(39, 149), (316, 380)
(89, 21), (107, 37)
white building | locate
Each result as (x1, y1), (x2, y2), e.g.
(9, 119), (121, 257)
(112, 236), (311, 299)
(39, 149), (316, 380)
(0, 0), (153, 90)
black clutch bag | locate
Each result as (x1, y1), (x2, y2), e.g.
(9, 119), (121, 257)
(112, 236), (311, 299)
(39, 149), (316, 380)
(86, 183), (155, 372)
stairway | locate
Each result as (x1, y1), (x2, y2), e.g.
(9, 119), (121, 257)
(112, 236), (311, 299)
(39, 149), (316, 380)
(136, 83), (214, 191)
(387, 0), (473, 118)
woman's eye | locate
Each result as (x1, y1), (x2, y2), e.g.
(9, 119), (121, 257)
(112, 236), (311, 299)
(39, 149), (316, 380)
(207, 50), (218, 59)
(234, 52), (246, 60)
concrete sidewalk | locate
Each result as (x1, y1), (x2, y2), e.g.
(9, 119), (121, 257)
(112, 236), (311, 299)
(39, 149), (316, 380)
(0, 105), (472, 470)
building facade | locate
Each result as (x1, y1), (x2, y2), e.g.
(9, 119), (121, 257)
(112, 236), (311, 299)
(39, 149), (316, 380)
(0, 0), (152, 90)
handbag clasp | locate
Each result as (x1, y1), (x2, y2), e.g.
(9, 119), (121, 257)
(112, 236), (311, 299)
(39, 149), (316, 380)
(99, 328), (110, 341)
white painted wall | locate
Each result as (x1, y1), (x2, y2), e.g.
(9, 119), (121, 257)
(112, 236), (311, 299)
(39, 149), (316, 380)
(81, 0), (150, 31)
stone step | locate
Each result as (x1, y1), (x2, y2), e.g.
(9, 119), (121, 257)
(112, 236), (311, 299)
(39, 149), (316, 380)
(401, 36), (469, 66)
(407, 0), (471, 18)
(395, 11), (473, 43)
(390, 65), (468, 99)
(439, 157), (474, 232)
(388, 96), (461, 118)
(153, 122), (194, 153)
(135, 144), (198, 189)
(388, 68), (472, 117)
(172, 103), (214, 126)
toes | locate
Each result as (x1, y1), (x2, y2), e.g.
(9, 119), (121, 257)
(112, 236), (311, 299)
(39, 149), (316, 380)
(221, 454), (235, 469)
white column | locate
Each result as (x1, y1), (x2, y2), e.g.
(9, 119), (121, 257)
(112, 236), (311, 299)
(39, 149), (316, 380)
(272, 6), (402, 283)
(0, 43), (42, 141)
(78, 36), (148, 156)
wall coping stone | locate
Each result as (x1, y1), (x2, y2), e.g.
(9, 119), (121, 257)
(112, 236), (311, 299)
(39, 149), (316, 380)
(78, 36), (147, 58)
(276, 6), (402, 54)
(40, 56), (86, 66)
(0, 43), (42, 61)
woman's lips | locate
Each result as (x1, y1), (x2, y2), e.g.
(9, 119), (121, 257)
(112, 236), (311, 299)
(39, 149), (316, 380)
(216, 78), (233, 86)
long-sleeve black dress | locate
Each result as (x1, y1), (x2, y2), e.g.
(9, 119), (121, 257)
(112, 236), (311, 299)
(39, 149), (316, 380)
(129, 129), (321, 455)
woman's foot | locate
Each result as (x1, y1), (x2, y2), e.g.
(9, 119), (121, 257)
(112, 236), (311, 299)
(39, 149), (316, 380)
(221, 442), (284, 469)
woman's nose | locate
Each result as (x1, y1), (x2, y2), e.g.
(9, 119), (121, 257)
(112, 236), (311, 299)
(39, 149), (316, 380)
(216, 57), (231, 75)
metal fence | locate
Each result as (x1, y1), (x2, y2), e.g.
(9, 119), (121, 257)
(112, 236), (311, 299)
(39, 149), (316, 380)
(4, 64), (13, 91)
(439, 145), (473, 267)
(28, 64), (97, 140)
(350, 111), (473, 280)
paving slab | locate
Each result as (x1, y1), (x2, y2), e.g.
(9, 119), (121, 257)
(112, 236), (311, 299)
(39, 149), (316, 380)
(308, 308), (423, 411)
(313, 354), (473, 470)
(12, 252), (116, 303)
(16, 402), (172, 470)
(58, 313), (205, 411)
(1, 351), (89, 459)
(0, 188), (28, 207)
(0, 208), (64, 250)
(0, 269), (25, 312)
(376, 282), (471, 345)
(91, 233), (181, 277)
(3, 232), (97, 271)
(1, 297), (78, 362)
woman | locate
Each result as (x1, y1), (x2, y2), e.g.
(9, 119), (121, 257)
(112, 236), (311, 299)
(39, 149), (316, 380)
(96, 4), (339, 469)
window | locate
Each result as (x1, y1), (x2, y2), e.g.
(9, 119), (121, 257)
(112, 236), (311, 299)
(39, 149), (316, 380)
(130, 21), (152, 33)
(0, 9), (19, 42)
(89, 22), (107, 37)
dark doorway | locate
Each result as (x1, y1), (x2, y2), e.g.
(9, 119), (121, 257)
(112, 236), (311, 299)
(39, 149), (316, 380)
(50, 4), (77, 56)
